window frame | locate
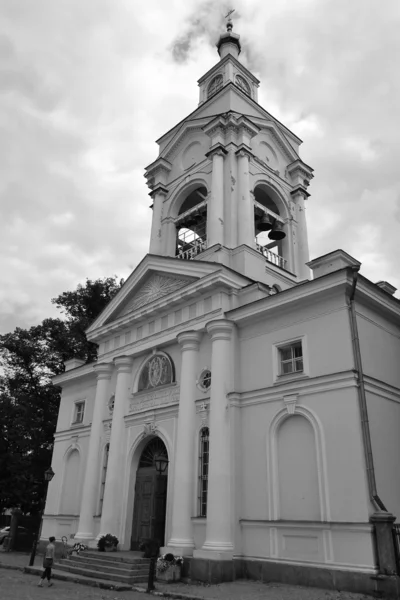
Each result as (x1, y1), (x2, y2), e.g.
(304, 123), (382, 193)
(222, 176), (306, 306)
(272, 335), (309, 383)
(98, 443), (110, 516)
(197, 427), (209, 517)
(72, 400), (85, 425)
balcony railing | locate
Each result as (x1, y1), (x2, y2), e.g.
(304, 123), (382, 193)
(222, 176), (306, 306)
(256, 243), (287, 270)
(177, 238), (207, 260)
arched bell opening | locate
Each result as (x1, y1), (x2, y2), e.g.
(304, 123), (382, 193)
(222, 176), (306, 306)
(175, 186), (208, 260)
(131, 437), (169, 550)
(253, 184), (288, 270)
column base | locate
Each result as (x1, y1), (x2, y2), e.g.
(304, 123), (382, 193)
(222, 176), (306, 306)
(190, 555), (235, 583)
(161, 545), (194, 557)
(193, 549), (233, 561)
(74, 532), (95, 542)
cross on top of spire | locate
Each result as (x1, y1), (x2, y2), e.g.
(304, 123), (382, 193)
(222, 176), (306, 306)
(225, 8), (235, 32)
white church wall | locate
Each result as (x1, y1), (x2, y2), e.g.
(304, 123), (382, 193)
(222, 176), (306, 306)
(238, 299), (353, 392)
(366, 389), (400, 520)
(167, 132), (210, 183)
(356, 302), (400, 391)
(252, 132), (289, 177)
(238, 387), (375, 569)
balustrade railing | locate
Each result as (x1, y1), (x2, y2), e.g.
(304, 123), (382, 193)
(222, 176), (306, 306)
(256, 244), (287, 270)
(177, 238), (207, 260)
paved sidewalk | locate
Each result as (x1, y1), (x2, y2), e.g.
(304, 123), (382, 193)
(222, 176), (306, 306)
(0, 551), (375, 600)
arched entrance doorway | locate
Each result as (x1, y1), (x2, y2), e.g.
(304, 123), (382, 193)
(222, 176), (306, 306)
(131, 437), (168, 550)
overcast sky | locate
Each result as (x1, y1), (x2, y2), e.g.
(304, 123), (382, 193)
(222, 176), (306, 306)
(1, 0), (399, 333)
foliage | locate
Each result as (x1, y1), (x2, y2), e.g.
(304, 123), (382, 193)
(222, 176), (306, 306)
(0, 276), (123, 515)
(156, 553), (183, 573)
(71, 542), (87, 555)
(97, 533), (119, 551)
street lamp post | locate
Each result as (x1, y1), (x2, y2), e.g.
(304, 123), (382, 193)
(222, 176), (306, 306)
(146, 454), (169, 593)
(29, 467), (55, 567)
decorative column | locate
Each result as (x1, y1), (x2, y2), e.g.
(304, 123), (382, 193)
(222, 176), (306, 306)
(98, 356), (133, 538)
(195, 320), (235, 559)
(149, 185), (168, 255)
(206, 145), (227, 248)
(236, 147), (255, 248)
(291, 188), (310, 280)
(75, 363), (113, 541)
(167, 331), (202, 555)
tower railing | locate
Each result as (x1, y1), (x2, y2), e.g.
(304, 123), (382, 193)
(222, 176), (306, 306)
(177, 238), (207, 260)
(256, 243), (287, 270)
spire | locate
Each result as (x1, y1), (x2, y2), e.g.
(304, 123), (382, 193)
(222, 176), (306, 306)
(217, 9), (241, 60)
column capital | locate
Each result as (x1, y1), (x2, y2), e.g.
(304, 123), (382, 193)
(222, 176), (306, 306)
(290, 185), (310, 201)
(177, 330), (203, 351)
(205, 143), (228, 160)
(235, 143), (254, 160)
(206, 319), (236, 341)
(93, 362), (114, 380)
(149, 184), (169, 199)
(114, 355), (133, 373)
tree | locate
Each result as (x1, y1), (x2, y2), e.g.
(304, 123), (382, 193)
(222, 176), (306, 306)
(0, 276), (123, 515)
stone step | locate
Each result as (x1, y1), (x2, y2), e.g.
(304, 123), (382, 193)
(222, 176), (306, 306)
(67, 554), (150, 571)
(78, 550), (148, 565)
(53, 562), (148, 584)
(57, 557), (149, 578)
(24, 566), (134, 591)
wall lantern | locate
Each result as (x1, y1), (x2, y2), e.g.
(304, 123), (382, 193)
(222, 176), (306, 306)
(44, 467), (55, 482)
(154, 454), (169, 475)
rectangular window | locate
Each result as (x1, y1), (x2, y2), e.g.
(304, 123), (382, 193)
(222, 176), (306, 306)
(279, 342), (303, 375)
(198, 427), (209, 517)
(73, 401), (85, 424)
(99, 443), (110, 515)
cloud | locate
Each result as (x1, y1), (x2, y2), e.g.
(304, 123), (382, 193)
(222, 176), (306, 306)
(0, 0), (399, 334)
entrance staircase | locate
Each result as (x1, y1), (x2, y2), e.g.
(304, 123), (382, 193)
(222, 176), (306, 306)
(26, 550), (152, 591)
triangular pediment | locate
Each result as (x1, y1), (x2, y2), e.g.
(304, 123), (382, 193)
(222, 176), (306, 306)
(113, 273), (195, 319)
(85, 254), (235, 338)
(157, 84), (301, 159)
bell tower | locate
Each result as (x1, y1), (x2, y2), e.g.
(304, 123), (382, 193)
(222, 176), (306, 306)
(145, 16), (313, 290)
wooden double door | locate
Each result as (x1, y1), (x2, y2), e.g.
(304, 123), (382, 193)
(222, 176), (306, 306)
(131, 467), (167, 549)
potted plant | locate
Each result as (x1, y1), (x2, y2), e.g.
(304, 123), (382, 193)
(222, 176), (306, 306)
(97, 533), (119, 552)
(156, 553), (183, 582)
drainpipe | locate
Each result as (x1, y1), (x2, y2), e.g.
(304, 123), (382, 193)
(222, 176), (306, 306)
(348, 266), (385, 511)
(348, 267), (398, 576)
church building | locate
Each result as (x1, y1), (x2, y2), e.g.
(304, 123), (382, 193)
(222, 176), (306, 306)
(43, 18), (400, 593)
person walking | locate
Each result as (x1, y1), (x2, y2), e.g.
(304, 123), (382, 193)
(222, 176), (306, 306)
(38, 536), (56, 587)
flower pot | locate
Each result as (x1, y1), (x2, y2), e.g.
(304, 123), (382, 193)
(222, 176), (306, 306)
(156, 565), (181, 582)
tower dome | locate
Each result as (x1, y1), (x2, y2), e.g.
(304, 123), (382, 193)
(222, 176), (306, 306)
(216, 12), (241, 59)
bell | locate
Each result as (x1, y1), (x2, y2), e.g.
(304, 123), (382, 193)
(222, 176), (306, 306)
(257, 214), (273, 232)
(268, 229), (286, 241)
(268, 221), (286, 241)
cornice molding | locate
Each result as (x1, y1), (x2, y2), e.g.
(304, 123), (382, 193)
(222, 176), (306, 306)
(52, 362), (96, 386)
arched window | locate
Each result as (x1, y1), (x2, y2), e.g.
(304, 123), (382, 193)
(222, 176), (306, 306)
(235, 74), (251, 96)
(98, 443), (109, 515)
(176, 186), (207, 260)
(207, 75), (223, 98)
(138, 354), (174, 391)
(254, 184), (287, 270)
(198, 427), (209, 517)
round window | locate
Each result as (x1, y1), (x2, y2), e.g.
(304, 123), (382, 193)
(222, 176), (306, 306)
(198, 369), (211, 392)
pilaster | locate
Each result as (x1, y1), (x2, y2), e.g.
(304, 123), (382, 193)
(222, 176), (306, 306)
(166, 331), (202, 556)
(194, 320), (235, 560)
(98, 356), (133, 539)
(291, 187), (310, 280)
(75, 363), (113, 542)
(236, 145), (255, 248)
(206, 145), (228, 247)
(149, 185), (168, 255)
